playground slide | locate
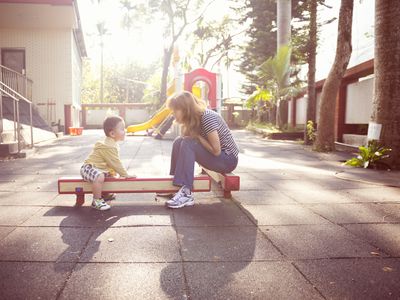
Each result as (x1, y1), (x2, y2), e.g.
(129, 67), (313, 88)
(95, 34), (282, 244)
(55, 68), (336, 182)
(126, 81), (175, 134)
(126, 106), (172, 134)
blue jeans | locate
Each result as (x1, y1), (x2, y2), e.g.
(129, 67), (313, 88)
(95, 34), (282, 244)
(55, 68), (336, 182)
(170, 137), (238, 190)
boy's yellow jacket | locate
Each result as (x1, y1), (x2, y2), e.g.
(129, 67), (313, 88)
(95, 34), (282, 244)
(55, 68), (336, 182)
(84, 137), (128, 177)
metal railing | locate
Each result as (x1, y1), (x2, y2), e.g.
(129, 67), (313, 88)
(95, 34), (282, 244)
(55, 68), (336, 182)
(0, 64), (34, 152)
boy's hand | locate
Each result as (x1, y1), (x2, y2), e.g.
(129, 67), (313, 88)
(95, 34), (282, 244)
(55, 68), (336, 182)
(120, 174), (137, 179)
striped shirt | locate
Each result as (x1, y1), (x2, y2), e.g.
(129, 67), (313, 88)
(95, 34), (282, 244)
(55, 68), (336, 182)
(200, 109), (239, 157)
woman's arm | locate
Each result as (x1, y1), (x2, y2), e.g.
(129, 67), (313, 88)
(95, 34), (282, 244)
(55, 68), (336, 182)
(196, 130), (221, 156)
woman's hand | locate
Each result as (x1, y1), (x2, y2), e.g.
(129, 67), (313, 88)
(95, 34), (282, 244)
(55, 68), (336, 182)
(197, 131), (221, 156)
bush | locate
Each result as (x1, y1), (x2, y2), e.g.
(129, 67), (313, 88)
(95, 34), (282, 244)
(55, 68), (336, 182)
(344, 140), (392, 169)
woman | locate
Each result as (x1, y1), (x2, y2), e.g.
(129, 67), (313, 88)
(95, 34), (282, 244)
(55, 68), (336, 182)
(166, 91), (239, 208)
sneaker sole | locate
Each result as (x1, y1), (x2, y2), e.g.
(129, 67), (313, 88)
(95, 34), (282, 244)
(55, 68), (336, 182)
(167, 200), (195, 209)
(92, 204), (111, 211)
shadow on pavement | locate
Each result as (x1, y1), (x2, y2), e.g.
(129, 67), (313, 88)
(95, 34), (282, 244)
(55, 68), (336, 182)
(44, 200), (258, 298)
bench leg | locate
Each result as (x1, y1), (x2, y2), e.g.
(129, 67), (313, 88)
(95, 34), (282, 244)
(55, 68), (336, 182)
(75, 194), (85, 206)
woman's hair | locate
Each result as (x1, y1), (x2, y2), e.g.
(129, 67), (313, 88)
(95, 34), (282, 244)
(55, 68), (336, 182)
(166, 91), (206, 136)
(103, 115), (124, 137)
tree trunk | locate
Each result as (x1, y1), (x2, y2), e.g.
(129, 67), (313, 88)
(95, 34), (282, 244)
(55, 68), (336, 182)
(314, 0), (354, 152)
(277, 0), (291, 129)
(371, 1), (400, 168)
(159, 46), (174, 105)
(304, 0), (317, 145)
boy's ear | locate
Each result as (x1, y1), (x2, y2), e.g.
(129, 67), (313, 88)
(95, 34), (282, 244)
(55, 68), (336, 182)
(109, 129), (116, 138)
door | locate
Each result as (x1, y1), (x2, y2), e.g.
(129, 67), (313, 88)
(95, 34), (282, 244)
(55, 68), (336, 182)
(0, 49), (26, 130)
(1, 48), (25, 74)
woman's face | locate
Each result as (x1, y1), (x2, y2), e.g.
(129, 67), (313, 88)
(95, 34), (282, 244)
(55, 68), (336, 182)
(173, 109), (184, 123)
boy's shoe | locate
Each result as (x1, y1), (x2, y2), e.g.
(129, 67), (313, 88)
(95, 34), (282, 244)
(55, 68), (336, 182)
(102, 193), (116, 201)
(167, 191), (194, 209)
(92, 198), (111, 211)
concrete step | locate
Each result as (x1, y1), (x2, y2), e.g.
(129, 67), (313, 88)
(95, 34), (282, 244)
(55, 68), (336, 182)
(0, 141), (18, 156)
(1, 131), (16, 143)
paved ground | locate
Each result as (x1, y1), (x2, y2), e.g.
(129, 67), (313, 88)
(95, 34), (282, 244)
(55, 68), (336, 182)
(0, 129), (399, 300)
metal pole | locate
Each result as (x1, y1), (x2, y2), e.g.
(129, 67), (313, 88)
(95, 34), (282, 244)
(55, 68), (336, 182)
(30, 103), (33, 148)
(16, 100), (21, 153)
(13, 97), (16, 141)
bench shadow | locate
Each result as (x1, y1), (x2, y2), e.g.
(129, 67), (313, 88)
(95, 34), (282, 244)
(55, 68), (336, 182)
(45, 199), (257, 298)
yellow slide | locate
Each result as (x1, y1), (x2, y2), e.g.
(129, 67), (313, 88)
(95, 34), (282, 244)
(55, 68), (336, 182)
(126, 106), (171, 133)
(126, 81), (175, 134)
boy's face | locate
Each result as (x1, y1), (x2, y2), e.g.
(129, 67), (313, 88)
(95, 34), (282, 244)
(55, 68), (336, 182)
(110, 121), (126, 141)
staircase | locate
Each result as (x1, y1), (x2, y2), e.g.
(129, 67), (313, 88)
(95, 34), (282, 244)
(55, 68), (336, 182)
(0, 64), (34, 156)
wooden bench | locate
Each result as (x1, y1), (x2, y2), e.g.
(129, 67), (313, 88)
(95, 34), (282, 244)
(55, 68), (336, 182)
(58, 170), (240, 205)
(58, 176), (211, 206)
(201, 167), (240, 198)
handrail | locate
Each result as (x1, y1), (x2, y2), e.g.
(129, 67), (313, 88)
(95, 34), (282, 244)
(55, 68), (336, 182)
(0, 81), (32, 104)
(0, 64), (33, 100)
(0, 82), (34, 149)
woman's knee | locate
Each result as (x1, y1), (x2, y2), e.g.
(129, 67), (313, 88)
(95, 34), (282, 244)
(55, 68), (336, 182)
(172, 136), (184, 148)
(180, 137), (197, 148)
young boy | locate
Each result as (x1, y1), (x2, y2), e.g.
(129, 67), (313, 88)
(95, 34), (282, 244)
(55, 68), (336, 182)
(80, 116), (134, 210)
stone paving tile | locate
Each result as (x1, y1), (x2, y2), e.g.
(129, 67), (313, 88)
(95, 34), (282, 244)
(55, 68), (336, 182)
(22, 204), (175, 227)
(242, 204), (330, 226)
(173, 201), (254, 227)
(294, 258), (400, 300)
(0, 191), (57, 206)
(281, 189), (355, 204)
(59, 263), (186, 300)
(22, 206), (115, 227)
(307, 203), (400, 224)
(235, 179), (276, 191)
(0, 175), (59, 192)
(0, 262), (74, 300)
(233, 190), (297, 205)
(79, 227), (181, 263)
(344, 224), (400, 256)
(177, 226), (282, 261)
(0, 206), (42, 226)
(0, 226), (15, 240)
(0, 227), (92, 262)
(184, 261), (323, 300)
(340, 187), (400, 203)
(260, 224), (382, 259)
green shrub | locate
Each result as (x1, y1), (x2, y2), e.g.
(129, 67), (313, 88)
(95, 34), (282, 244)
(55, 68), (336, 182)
(344, 140), (392, 169)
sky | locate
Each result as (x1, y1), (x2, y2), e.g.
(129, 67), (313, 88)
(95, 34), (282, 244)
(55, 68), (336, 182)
(76, 0), (375, 98)
(76, 0), (245, 98)
(76, 0), (236, 66)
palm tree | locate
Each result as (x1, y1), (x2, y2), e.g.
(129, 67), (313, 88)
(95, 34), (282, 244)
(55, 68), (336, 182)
(258, 45), (292, 128)
(371, 1), (400, 168)
(314, 0), (354, 151)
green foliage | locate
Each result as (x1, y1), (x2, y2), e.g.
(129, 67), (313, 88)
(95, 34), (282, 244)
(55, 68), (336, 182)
(344, 140), (392, 169)
(306, 120), (316, 142)
(258, 45), (291, 102)
(81, 60), (156, 104)
(246, 86), (272, 109)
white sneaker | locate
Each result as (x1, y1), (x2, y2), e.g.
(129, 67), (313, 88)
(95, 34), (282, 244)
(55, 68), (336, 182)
(92, 198), (111, 211)
(167, 192), (194, 209)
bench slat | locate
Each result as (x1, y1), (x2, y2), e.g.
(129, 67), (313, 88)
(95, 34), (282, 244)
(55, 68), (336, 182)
(58, 176), (211, 194)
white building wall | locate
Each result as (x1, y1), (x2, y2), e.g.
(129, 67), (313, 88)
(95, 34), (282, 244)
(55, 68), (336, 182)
(71, 32), (83, 127)
(0, 28), (73, 127)
(345, 77), (374, 124)
(295, 96), (307, 125)
(316, 0), (374, 81)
